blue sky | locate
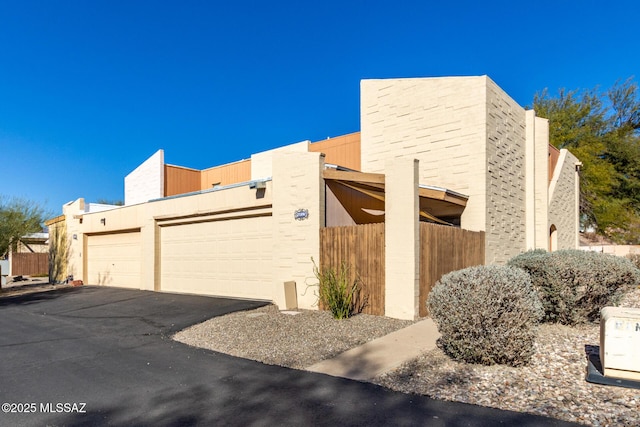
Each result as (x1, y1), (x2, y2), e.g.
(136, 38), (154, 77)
(1, 0), (638, 216)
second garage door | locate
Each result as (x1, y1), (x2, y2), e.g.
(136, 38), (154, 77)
(86, 231), (142, 288)
(160, 216), (273, 300)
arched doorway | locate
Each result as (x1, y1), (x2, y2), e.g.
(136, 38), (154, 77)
(549, 225), (557, 251)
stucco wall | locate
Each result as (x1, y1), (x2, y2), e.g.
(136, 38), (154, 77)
(78, 182), (275, 298)
(384, 158), (419, 320)
(361, 77), (487, 236)
(251, 141), (309, 180)
(76, 151), (327, 309)
(534, 116), (550, 250)
(271, 151), (325, 310)
(549, 149), (580, 250)
(124, 149), (164, 205)
(484, 79), (527, 264)
(63, 198), (86, 281)
(361, 76), (529, 264)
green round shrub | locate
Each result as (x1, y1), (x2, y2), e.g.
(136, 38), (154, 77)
(427, 265), (543, 367)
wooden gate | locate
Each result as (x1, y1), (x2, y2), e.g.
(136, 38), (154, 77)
(319, 223), (385, 315)
(320, 222), (485, 318)
(419, 223), (485, 316)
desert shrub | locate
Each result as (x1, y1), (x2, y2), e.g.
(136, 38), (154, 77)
(626, 253), (640, 271)
(427, 265), (543, 367)
(507, 250), (578, 324)
(550, 250), (640, 322)
(509, 249), (640, 324)
(311, 258), (362, 320)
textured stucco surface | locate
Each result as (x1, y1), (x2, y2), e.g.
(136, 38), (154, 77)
(549, 149), (580, 250)
(384, 158), (419, 320)
(483, 79), (527, 264)
(361, 76), (532, 264)
(271, 151), (325, 310)
(124, 149), (164, 205)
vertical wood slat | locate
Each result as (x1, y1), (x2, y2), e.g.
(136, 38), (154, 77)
(419, 223), (485, 317)
(319, 223), (385, 316)
(164, 165), (201, 197)
(11, 253), (49, 276)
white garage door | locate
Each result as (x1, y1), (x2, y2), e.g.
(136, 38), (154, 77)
(86, 231), (142, 288)
(160, 216), (272, 300)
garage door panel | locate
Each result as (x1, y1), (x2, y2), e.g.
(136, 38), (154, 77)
(87, 232), (142, 289)
(161, 216), (272, 300)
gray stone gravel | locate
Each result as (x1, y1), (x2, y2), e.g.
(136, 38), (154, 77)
(173, 304), (414, 369)
(375, 288), (640, 427)
(174, 288), (640, 426)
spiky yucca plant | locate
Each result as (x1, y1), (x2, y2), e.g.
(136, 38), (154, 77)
(311, 258), (361, 320)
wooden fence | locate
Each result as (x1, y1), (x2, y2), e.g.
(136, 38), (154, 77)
(319, 223), (385, 315)
(320, 222), (485, 318)
(419, 223), (485, 316)
(11, 253), (49, 277)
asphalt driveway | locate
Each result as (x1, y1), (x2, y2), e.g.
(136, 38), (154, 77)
(0, 286), (578, 426)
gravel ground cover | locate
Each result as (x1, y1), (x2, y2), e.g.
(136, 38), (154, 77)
(175, 288), (640, 427)
(173, 305), (414, 369)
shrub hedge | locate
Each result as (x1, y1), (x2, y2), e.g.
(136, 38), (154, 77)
(427, 265), (543, 367)
(508, 250), (576, 324)
(508, 249), (640, 324)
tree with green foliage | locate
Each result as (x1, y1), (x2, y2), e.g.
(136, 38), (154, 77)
(0, 196), (48, 258)
(533, 77), (640, 243)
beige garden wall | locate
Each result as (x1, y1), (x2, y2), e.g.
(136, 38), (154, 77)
(271, 151), (325, 310)
(580, 245), (640, 257)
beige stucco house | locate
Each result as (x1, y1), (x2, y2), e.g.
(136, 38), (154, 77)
(54, 76), (581, 319)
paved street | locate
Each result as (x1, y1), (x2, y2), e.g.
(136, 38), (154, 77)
(0, 287), (577, 426)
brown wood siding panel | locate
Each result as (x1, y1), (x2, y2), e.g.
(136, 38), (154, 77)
(164, 165), (201, 197)
(310, 132), (361, 171)
(11, 253), (49, 276)
(201, 159), (251, 189)
(319, 223), (385, 316)
(419, 223), (485, 317)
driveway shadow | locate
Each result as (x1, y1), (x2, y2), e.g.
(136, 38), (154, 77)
(0, 287), (578, 427)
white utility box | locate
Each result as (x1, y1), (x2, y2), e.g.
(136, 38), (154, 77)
(600, 306), (640, 381)
(0, 259), (9, 287)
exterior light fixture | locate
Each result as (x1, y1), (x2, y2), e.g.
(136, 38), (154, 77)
(249, 181), (266, 190)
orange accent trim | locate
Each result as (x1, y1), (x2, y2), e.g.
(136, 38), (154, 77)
(310, 132), (361, 171)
